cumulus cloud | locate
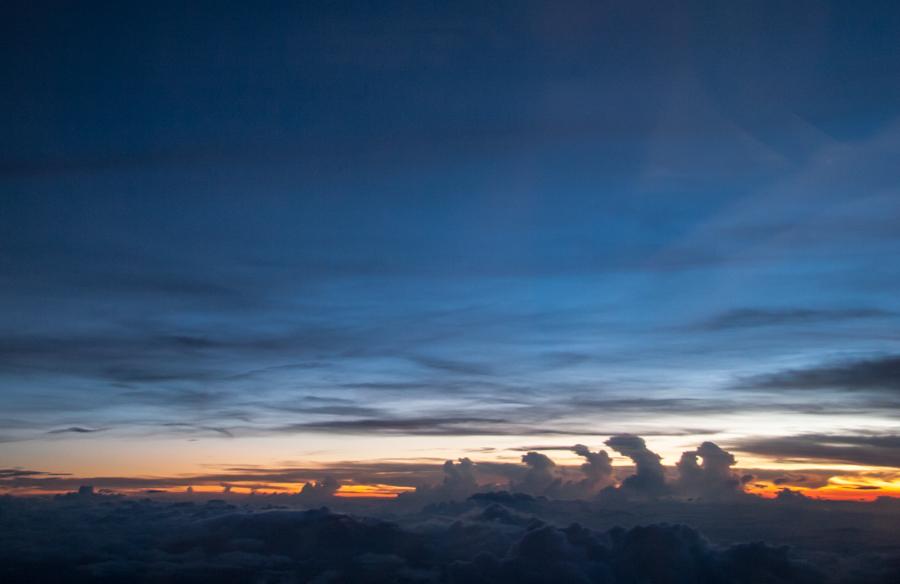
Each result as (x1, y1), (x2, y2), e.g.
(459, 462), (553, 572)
(512, 451), (560, 496)
(404, 458), (485, 503)
(501, 444), (615, 500)
(409, 445), (615, 504)
(676, 442), (742, 499)
(604, 434), (670, 498)
(297, 476), (340, 504)
(566, 444), (615, 496)
(440, 458), (478, 494)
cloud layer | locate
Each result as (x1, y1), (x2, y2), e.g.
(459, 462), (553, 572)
(2, 492), (899, 583)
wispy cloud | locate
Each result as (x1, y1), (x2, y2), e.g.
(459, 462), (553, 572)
(47, 427), (107, 434)
(732, 433), (900, 467)
(695, 308), (893, 331)
(739, 355), (900, 393)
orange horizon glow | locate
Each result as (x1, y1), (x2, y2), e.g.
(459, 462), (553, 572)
(745, 474), (900, 502)
(4, 471), (900, 502)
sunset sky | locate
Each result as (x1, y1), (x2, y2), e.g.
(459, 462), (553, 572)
(2, 1), (899, 502)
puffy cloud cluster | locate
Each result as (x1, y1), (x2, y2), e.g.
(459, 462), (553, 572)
(512, 445), (615, 499)
(410, 436), (744, 504)
(403, 458), (483, 504)
(447, 522), (823, 584)
(507, 436), (746, 502)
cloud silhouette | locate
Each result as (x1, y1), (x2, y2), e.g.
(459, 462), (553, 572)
(696, 308), (892, 330)
(604, 434), (670, 498)
(0, 496), (866, 584)
(297, 476), (340, 503)
(571, 443), (615, 493)
(733, 433), (900, 468)
(742, 355), (900, 393)
(676, 442), (743, 499)
(512, 451), (560, 496)
(46, 426), (108, 434)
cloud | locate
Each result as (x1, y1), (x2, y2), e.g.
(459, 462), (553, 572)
(441, 458), (478, 494)
(676, 442), (742, 499)
(410, 355), (495, 376)
(275, 416), (606, 436)
(568, 444), (614, 495)
(297, 476), (340, 504)
(511, 452), (560, 496)
(604, 434), (670, 498)
(0, 468), (69, 479)
(449, 522), (823, 584)
(404, 458), (485, 503)
(0, 496), (849, 584)
(47, 426), (107, 434)
(161, 423), (235, 438)
(732, 433), (900, 468)
(696, 307), (893, 330)
(740, 355), (900, 393)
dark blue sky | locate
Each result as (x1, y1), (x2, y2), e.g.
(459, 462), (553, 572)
(1, 2), (899, 478)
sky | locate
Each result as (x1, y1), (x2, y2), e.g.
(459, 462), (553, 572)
(1, 1), (899, 500)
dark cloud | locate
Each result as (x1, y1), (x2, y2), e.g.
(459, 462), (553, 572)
(408, 445), (613, 502)
(411, 355), (495, 376)
(4, 496), (893, 584)
(732, 433), (900, 468)
(697, 308), (893, 330)
(440, 458), (479, 495)
(448, 522), (823, 584)
(161, 423), (235, 438)
(0, 468), (69, 479)
(741, 355), (900, 393)
(0, 328), (349, 384)
(512, 452), (559, 496)
(47, 426), (107, 434)
(571, 444), (614, 493)
(405, 458), (483, 503)
(275, 416), (605, 436)
(604, 434), (670, 498)
(676, 442), (743, 500)
(297, 477), (340, 504)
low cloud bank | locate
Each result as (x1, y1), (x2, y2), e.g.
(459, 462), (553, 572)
(4, 496), (895, 583)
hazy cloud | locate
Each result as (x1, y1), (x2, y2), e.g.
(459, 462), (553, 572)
(275, 416), (605, 436)
(733, 434), (900, 467)
(47, 426), (108, 434)
(697, 308), (892, 330)
(741, 355), (900, 393)
(297, 476), (340, 503)
(733, 433), (900, 468)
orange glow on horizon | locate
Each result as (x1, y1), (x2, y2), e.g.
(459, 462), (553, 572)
(3, 462), (899, 502)
(745, 474), (900, 502)
(335, 483), (415, 499)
